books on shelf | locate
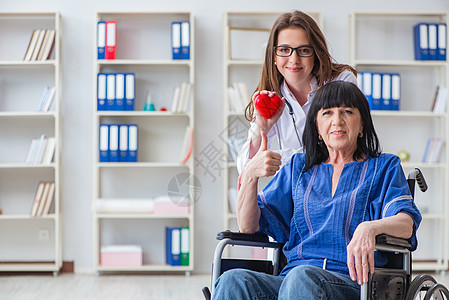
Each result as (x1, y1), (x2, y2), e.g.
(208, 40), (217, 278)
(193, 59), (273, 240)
(35, 86), (56, 112)
(170, 82), (192, 113)
(228, 82), (250, 113)
(166, 227), (190, 266)
(25, 135), (56, 164)
(30, 181), (55, 216)
(99, 124), (138, 163)
(432, 86), (447, 113)
(23, 29), (56, 61)
(179, 126), (193, 164)
(357, 72), (400, 111)
(97, 73), (135, 111)
(422, 138), (444, 163)
(413, 23), (447, 61)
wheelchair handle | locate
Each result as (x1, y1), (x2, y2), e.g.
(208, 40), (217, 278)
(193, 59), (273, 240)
(408, 168), (428, 193)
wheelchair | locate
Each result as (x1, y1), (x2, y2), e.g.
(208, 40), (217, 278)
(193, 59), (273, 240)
(202, 168), (449, 300)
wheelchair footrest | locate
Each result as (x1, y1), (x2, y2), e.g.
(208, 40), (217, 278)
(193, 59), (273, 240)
(369, 269), (409, 300)
(220, 258), (274, 275)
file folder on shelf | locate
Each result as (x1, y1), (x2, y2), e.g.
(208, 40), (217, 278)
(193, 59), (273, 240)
(391, 74), (400, 111)
(381, 74), (391, 110)
(361, 72), (373, 110)
(428, 23), (438, 60)
(166, 227), (181, 266)
(438, 23), (447, 61)
(97, 73), (107, 111)
(414, 23), (430, 60)
(371, 73), (382, 110)
(171, 22), (181, 60)
(181, 21), (190, 60)
(119, 124), (128, 162)
(97, 21), (106, 59)
(115, 73), (125, 111)
(109, 124), (119, 162)
(125, 73), (135, 111)
(180, 227), (190, 266)
(128, 124), (138, 162)
(99, 124), (109, 162)
(106, 74), (116, 110)
(105, 20), (116, 60)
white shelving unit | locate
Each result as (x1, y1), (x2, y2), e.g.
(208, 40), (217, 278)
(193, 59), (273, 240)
(93, 12), (194, 274)
(349, 11), (449, 271)
(0, 12), (62, 274)
(221, 11), (323, 234)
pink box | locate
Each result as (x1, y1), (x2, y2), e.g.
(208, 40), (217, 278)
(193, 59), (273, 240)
(100, 245), (142, 267)
(153, 201), (189, 215)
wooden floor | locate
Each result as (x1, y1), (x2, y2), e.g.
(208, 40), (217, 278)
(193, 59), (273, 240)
(1, 272), (449, 299)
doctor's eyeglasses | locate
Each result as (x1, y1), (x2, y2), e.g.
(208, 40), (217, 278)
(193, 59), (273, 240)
(274, 46), (314, 57)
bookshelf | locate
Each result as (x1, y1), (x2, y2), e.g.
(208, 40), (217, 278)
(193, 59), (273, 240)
(0, 12), (62, 274)
(349, 11), (449, 271)
(221, 11), (323, 254)
(93, 12), (195, 274)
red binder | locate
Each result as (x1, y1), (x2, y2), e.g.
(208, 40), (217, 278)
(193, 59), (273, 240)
(105, 20), (116, 60)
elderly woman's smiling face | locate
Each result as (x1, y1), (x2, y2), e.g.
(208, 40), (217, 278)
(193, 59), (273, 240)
(316, 106), (364, 157)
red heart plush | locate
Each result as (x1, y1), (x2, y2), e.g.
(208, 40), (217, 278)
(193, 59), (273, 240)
(254, 93), (282, 119)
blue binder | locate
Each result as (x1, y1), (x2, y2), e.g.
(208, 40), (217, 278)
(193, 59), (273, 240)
(109, 124), (119, 162)
(437, 23), (447, 61)
(166, 227), (181, 266)
(125, 73), (135, 111)
(97, 21), (106, 60)
(171, 22), (181, 60)
(371, 73), (382, 110)
(106, 74), (116, 110)
(414, 23), (430, 60)
(97, 73), (107, 111)
(99, 124), (109, 162)
(181, 21), (190, 60)
(128, 124), (138, 162)
(391, 73), (400, 111)
(428, 23), (438, 60)
(381, 73), (391, 110)
(361, 72), (374, 110)
(119, 124), (128, 162)
(115, 73), (125, 111)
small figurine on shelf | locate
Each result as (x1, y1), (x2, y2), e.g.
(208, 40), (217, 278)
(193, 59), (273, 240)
(397, 150), (410, 162)
(143, 92), (156, 111)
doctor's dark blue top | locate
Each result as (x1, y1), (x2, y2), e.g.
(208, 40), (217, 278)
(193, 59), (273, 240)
(257, 153), (422, 277)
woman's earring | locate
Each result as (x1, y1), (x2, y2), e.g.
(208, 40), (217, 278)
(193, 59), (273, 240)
(318, 134), (323, 141)
(359, 132), (363, 138)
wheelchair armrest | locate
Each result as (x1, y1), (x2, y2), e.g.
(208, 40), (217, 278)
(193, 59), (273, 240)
(376, 234), (411, 249)
(216, 230), (270, 243)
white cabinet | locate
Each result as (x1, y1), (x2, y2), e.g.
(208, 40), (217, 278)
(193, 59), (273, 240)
(0, 12), (62, 274)
(93, 12), (195, 273)
(349, 11), (449, 271)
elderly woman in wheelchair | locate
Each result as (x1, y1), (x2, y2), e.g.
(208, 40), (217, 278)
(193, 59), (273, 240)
(213, 81), (422, 300)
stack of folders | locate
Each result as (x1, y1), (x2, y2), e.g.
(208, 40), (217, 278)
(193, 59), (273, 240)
(166, 227), (190, 266)
(99, 124), (138, 163)
(97, 20), (116, 60)
(422, 138), (444, 163)
(97, 73), (135, 111)
(170, 82), (192, 113)
(171, 21), (190, 60)
(414, 23), (447, 61)
(30, 181), (55, 217)
(357, 72), (400, 111)
(25, 135), (56, 164)
(35, 86), (56, 112)
(228, 82), (250, 113)
(23, 29), (56, 61)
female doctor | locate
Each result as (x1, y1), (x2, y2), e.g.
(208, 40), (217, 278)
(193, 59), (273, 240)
(237, 10), (357, 179)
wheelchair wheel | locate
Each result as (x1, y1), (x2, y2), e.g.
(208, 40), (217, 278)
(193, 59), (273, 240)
(423, 283), (449, 300)
(406, 274), (437, 300)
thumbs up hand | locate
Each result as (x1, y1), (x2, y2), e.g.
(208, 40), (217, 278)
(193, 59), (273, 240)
(244, 131), (282, 179)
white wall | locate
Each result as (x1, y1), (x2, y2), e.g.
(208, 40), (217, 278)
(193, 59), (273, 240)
(0, 0), (448, 274)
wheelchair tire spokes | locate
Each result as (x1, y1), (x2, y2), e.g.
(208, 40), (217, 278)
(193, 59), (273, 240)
(406, 274), (438, 300)
(423, 283), (449, 300)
